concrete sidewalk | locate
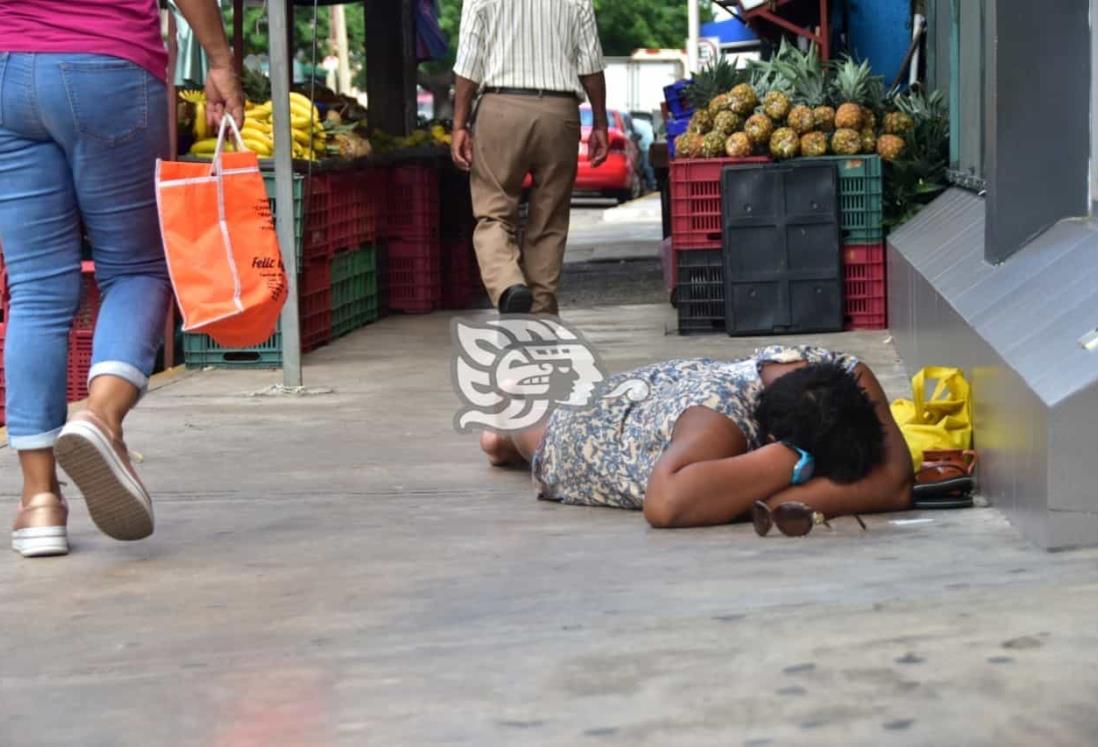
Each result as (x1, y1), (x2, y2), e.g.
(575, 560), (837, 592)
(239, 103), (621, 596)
(566, 194), (662, 264)
(3, 305), (1098, 746)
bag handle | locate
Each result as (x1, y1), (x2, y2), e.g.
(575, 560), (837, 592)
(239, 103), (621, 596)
(210, 114), (247, 175)
(911, 366), (967, 419)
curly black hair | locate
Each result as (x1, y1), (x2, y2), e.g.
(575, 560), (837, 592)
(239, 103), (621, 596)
(754, 362), (884, 483)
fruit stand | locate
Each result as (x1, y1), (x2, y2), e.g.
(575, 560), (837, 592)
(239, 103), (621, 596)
(663, 40), (948, 336)
(0, 0), (465, 426)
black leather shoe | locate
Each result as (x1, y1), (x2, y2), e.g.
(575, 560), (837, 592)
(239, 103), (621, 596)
(498, 284), (533, 315)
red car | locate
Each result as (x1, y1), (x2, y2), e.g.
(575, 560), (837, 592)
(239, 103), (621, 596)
(522, 107), (643, 203)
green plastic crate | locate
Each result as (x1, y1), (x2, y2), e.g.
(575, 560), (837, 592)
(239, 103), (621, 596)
(260, 170), (306, 266)
(331, 246), (379, 337)
(182, 324), (283, 369)
(801, 155), (883, 242)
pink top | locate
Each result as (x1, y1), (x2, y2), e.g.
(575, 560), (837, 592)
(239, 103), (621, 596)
(0, 0), (168, 82)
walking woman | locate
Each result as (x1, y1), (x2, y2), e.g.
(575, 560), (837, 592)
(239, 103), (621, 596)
(0, 1), (244, 557)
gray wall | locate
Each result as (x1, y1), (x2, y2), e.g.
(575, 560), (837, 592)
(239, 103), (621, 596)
(984, 0), (1091, 263)
(889, 189), (1098, 549)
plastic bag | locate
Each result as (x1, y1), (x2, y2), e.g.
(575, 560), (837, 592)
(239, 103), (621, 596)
(156, 116), (287, 347)
(890, 366), (974, 469)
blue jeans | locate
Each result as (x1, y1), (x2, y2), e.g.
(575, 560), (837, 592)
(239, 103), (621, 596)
(0, 53), (172, 450)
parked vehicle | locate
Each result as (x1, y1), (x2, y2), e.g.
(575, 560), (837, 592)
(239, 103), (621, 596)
(575, 107), (642, 202)
(521, 107), (641, 203)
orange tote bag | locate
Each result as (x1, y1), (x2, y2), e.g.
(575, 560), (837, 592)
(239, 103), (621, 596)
(155, 116), (287, 348)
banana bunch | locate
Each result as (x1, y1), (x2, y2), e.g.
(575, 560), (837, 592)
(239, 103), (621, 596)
(179, 90), (210, 140)
(184, 92), (327, 161)
(430, 124), (452, 146)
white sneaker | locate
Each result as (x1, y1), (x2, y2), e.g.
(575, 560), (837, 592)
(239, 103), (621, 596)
(54, 411), (153, 541)
(11, 492), (69, 557)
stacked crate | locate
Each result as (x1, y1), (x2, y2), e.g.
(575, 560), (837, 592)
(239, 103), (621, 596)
(671, 154), (887, 333)
(670, 156), (771, 334)
(663, 80), (693, 159)
(0, 260), (98, 424)
(386, 164), (440, 314)
(182, 167), (391, 368)
(331, 245), (379, 338)
(438, 165), (486, 310)
(801, 156), (886, 330)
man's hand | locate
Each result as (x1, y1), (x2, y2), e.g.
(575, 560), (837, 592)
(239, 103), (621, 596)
(205, 65), (246, 130)
(452, 128), (475, 171)
(587, 127), (609, 168)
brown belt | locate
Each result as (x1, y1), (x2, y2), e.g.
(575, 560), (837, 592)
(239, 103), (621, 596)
(483, 87), (577, 99)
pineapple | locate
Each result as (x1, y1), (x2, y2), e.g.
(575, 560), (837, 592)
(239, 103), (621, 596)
(861, 107), (878, 133)
(772, 41), (833, 134)
(729, 82), (758, 116)
(676, 132), (704, 159)
(685, 56), (738, 110)
(744, 113), (774, 146)
(861, 128), (878, 154)
(673, 133), (692, 159)
(835, 102), (864, 131)
(688, 109), (713, 135)
(800, 131), (829, 157)
(787, 104), (814, 134)
(883, 110), (914, 135)
(831, 128), (862, 156)
(877, 134), (906, 161)
(713, 111), (743, 137)
(726, 132), (753, 158)
(708, 93), (733, 117)
(762, 91), (791, 121)
(769, 127), (799, 160)
(813, 106), (836, 132)
(831, 57), (872, 130)
(699, 131), (724, 158)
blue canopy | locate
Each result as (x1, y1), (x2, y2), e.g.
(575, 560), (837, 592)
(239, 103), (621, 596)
(700, 16), (759, 46)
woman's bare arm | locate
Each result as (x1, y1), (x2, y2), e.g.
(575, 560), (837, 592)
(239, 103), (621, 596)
(644, 406), (798, 528)
(764, 363), (913, 517)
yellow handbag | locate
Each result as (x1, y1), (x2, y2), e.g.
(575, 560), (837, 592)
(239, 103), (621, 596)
(889, 367), (974, 470)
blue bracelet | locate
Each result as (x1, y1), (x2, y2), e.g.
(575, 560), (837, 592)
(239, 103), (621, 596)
(782, 442), (816, 486)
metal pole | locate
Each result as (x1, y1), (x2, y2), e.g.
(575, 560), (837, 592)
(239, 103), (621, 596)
(687, 0), (700, 74)
(268, 0), (303, 387)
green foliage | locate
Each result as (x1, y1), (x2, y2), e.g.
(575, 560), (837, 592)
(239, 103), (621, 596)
(883, 87), (950, 227)
(592, 0), (712, 57)
(220, 3), (366, 84)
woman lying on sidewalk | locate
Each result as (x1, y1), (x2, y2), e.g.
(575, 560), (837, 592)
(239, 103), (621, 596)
(481, 345), (913, 529)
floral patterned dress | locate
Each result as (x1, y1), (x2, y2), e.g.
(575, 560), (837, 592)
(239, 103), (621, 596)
(530, 345), (859, 509)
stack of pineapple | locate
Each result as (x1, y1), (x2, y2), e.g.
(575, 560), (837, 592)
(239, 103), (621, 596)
(674, 42), (913, 163)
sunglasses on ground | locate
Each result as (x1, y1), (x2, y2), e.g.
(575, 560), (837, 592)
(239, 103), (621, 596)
(753, 500), (866, 537)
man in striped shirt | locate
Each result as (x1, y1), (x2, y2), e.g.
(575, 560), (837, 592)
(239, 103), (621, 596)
(451, 0), (609, 315)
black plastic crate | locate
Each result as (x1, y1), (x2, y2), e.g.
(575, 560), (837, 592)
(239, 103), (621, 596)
(721, 162), (843, 336)
(676, 249), (725, 335)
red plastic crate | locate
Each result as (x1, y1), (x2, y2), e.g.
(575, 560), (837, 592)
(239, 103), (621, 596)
(73, 262), (100, 331)
(842, 242), (888, 330)
(440, 238), (486, 310)
(299, 258), (331, 352)
(670, 156), (771, 250)
(361, 168), (387, 243)
(67, 329), (94, 402)
(388, 254), (441, 314)
(387, 165), (440, 242)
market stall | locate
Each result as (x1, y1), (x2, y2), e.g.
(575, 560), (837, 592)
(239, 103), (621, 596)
(170, 0), (478, 382)
(0, 1), (470, 426)
(661, 38), (947, 337)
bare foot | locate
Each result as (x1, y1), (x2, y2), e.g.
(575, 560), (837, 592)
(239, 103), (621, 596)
(480, 431), (523, 467)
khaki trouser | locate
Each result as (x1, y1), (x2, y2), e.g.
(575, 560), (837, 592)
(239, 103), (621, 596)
(470, 94), (580, 315)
